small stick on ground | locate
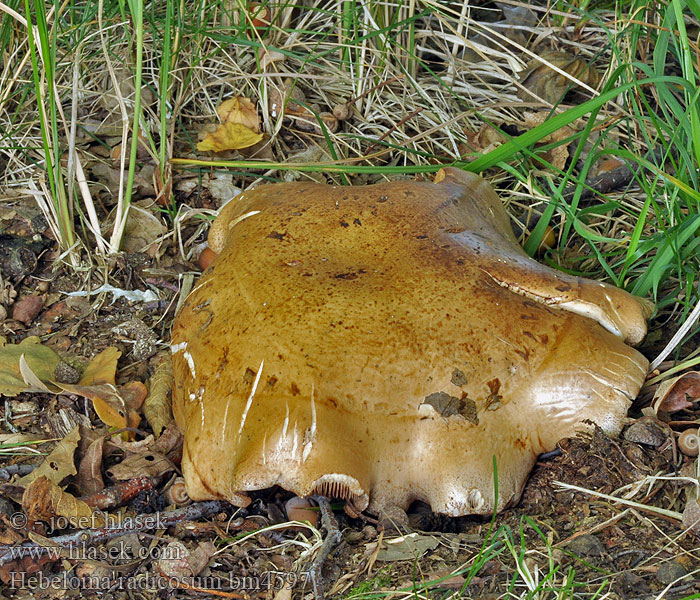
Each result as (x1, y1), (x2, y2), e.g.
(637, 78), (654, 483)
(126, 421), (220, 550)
(564, 147), (669, 202)
(81, 475), (154, 510)
(0, 500), (233, 566)
(308, 496), (342, 600)
(0, 464), (35, 481)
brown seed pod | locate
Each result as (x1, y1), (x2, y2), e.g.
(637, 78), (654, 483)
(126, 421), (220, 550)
(318, 112), (339, 134)
(268, 80), (305, 118)
(248, 3), (271, 29)
(198, 247), (217, 271)
(332, 103), (351, 121)
(678, 429), (700, 457)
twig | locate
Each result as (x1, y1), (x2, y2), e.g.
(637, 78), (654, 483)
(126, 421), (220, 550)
(80, 475), (155, 510)
(563, 147), (669, 202)
(0, 500), (233, 566)
(0, 465), (35, 481)
(364, 108), (424, 156)
(308, 496), (342, 600)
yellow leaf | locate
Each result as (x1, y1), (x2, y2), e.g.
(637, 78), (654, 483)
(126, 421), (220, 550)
(59, 383), (129, 429)
(143, 353), (174, 437)
(17, 426), (81, 487)
(217, 96), (260, 132)
(197, 122), (264, 152)
(79, 347), (122, 386)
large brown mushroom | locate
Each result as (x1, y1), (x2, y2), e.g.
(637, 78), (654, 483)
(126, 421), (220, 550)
(171, 168), (651, 516)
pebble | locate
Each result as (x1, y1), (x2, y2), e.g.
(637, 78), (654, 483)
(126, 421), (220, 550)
(655, 561), (688, 586)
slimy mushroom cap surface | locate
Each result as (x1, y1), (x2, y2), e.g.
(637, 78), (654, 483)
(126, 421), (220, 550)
(172, 168), (650, 516)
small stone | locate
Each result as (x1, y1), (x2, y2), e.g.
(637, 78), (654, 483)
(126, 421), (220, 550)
(566, 534), (606, 559)
(616, 571), (650, 596)
(377, 506), (409, 533)
(344, 530), (364, 543)
(361, 525), (377, 540)
(655, 561), (688, 586)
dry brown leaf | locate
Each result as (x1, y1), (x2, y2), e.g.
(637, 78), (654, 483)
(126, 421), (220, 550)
(118, 205), (167, 258)
(157, 540), (216, 578)
(518, 50), (601, 104)
(17, 426), (81, 487)
(143, 354), (174, 437)
(375, 533), (440, 561)
(459, 124), (505, 159)
(152, 419), (184, 461)
(121, 381), (147, 414)
(217, 97), (260, 132)
(196, 122), (264, 152)
(22, 475), (103, 527)
(522, 111), (575, 170)
(79, 347), (121, 386)
(78, 436), (105, 496)
(652, 372), (700, 414)
(106, 450), (176, 481)
(12, 295), (43, 324)
(682, 497), (700, 534)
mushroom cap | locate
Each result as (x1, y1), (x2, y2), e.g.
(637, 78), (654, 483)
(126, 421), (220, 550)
(171, 168), (650, 516)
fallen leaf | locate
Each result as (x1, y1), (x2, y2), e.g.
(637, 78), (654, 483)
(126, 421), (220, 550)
(522, 111), (575, 169)
(78, 436), (105, 496)
(0, 337), (61, 396)
(376, 532), (439, 561)
(79, 347), (121, 386)
(117, 205), (167, 258)
(12, 295), (44, 324)
(66, 384), (128, 427)
(424, 570), (466, 590)
(58, 383), (142, 431)
(273, 581), (294, 600)
(217, 97), (260, 132)
(19, 355), (58, 393)
(158, 540), (216, 578)
(196, 122), (264, 152)
(22, 475), (103, 528)
(682, 497), (700, 535)
(17, 426), (81, 487)
(459, 124), (505, 159)
(143, 354), (174, 437)
(0, 548), (56, 584)
(121, 381), (147, 413)
(517, 50), (601, 104)
(652, 372), (700, 414)
(106, 450), (175, 481)
(152, 419), (183, 461)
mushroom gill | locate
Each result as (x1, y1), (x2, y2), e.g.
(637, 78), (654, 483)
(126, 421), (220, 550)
(171, 167), (651, 517)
